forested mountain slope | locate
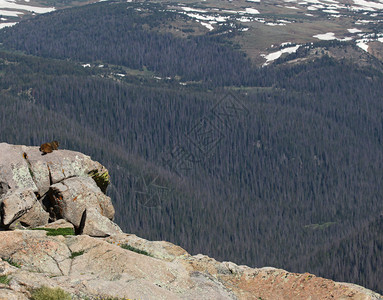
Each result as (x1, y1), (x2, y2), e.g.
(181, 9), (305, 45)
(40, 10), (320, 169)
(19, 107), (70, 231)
(304, 214), (383, 294)
(0, 1), (255, 86)
(0, 0), (383, 295)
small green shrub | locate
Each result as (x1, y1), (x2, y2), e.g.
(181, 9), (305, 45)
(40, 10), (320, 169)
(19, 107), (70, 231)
(3, 257), (21, 268)
(0, 275), (10, 285)
(31, 227), (75, 236)
(121, 244), (152, 257)
(30, 286), (71, 300)
(89, 170), (110, 193)
(70, 250), (84, 259)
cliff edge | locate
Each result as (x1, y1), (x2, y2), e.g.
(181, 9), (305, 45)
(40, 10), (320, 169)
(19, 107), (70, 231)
(0, 143), (382, 300)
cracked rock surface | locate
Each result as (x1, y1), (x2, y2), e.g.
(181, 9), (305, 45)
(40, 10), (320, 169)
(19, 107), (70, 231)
(0, 229), (382, 300)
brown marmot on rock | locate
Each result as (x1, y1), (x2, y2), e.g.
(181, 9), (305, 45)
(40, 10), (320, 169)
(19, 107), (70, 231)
(39, 141), (59, 155)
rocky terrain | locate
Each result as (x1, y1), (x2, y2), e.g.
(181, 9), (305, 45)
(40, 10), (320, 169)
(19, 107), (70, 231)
(0, 143), (382, 300)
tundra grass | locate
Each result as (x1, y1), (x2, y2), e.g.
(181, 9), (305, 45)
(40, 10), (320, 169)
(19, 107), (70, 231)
(30, 286), (71, 300)
(0, 275), (10, 285)
(121, 244), (152, 257)
(31, 227), (75, 236)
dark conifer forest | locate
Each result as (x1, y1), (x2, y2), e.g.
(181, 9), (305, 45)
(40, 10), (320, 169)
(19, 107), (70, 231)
(0, 0), (383, 294)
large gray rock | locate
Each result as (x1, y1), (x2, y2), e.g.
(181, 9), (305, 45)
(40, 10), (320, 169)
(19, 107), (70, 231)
(22, 146), (109, 196)
(106, 233), (190, 261)
(49, 176), (115, 228)
(0, 142), (109, 199)
(1, 190), (37, 226)
(0, 143), (114, 232)
(0, 144), (40, 226)
(82, 208), (122, 237)
(38, 219), (74, 230)
(17, 201), (50, 228)
(0, 144), (38, 193)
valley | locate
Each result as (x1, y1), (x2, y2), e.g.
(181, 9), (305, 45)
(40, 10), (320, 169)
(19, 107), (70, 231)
(0, 0), (382, 296)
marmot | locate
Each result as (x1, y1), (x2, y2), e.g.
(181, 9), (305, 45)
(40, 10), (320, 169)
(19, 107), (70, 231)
(39, 141), (59, 155)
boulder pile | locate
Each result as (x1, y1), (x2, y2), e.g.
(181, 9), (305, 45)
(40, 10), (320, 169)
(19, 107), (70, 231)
(0, 143), (121, 236)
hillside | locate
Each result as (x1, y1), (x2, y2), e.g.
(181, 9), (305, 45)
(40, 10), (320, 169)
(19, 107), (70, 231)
(0, 0), (383, 295)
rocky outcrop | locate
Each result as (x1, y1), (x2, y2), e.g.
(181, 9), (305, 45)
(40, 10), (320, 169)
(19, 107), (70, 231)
(0, 143), (119, 237)
(0, 143), (382, 299)
(0, 229), (382, 300)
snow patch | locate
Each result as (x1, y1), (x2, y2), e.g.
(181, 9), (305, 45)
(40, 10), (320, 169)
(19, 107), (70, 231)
(356, 39), (369, 51)
(355, 19), (377, 24)
(183, 12), (229, 22)
(0, 9), (21, 16)
(262, 45), (300, 66)
(245, 7), (260, 14)
(181, 6), (207, 13)
(348, 28), (362, 33)
(238, 16), (253, 22)
(0, 0), (54, 13)
(313, 32), (337, 40)
(0, 21), (16, 28)
(353, 0), (383, 10)
(266, 22), (285, 26)
(200, 21), (214, 30)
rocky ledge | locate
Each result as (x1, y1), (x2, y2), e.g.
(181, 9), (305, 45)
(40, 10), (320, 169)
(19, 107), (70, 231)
(0, 143), (382, 300)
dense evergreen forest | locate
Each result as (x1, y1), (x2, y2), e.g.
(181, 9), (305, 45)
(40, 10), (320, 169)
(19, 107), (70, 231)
(0, 0), (383, 294)
(0, 1), (255, 86)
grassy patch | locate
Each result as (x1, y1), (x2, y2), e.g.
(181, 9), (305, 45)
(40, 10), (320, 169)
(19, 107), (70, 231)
(121, 244), (152, 257)
(31, 227), (75, 236)
(0, 275), (10, 285)
(30, 286), (71, 300)
(70, 250), (84, 259)
(3, 257), (21, 268)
